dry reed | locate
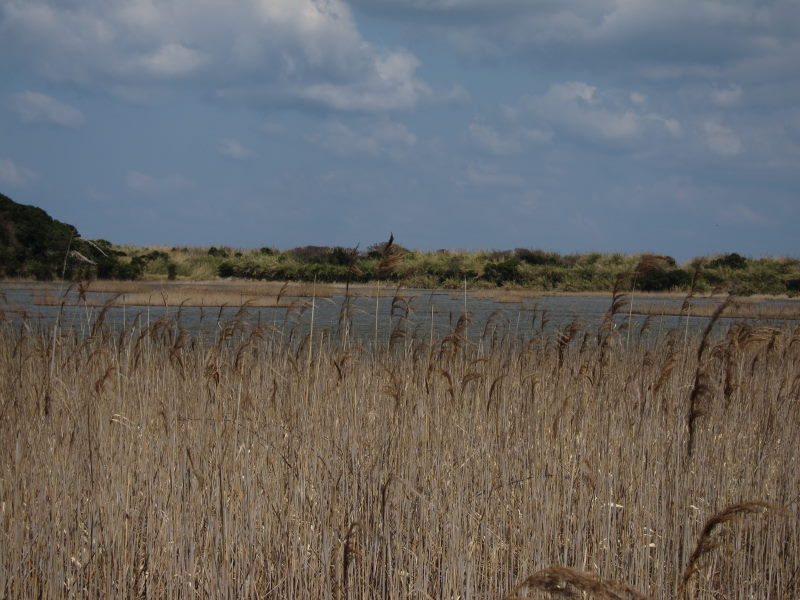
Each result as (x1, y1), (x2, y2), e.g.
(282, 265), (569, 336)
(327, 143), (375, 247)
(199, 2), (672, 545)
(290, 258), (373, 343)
(0, 294), (798, 599)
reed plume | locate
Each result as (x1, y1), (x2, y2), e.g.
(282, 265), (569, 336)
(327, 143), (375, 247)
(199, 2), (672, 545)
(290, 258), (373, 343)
(681, 502), (789, 599)
(686, 296), (732, 458)
(503, 566), (650, 600)
(377, 233), (403, 279)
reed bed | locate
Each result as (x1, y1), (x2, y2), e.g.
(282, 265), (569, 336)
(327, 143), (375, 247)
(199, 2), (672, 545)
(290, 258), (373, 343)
(0, 295), (798, 599)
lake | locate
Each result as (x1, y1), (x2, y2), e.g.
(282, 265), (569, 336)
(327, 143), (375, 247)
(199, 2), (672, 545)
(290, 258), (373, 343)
(1, 281), (795, 346)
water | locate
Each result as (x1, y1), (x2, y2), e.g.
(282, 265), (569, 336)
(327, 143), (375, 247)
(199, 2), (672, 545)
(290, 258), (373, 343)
(0, 281), (795, 345)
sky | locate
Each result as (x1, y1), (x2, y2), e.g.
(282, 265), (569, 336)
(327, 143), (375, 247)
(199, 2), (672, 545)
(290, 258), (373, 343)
(0, 0), (798, 263)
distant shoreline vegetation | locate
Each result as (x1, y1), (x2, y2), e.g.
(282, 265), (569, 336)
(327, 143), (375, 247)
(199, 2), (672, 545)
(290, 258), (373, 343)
(208, 244), (800, 296)
(1, 193), (799, 295)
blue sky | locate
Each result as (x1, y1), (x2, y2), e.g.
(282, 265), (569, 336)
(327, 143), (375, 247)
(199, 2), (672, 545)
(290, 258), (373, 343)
(1, 0), (798, 262)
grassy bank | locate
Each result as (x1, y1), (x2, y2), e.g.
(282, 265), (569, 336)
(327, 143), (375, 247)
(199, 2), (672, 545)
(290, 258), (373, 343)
(1, 298), (798, 598)
(104, 244), (800, 297)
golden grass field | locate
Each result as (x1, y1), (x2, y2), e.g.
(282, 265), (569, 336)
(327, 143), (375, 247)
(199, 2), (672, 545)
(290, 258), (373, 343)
(0, 291), (798, 598)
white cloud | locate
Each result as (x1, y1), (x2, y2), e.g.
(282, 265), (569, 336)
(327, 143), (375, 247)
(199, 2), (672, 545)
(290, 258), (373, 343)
(434, 84), (470, 105)
(711, 84), (742, 106)
(10, 91), (84, 126)
(311, 119), (416, 157)
(525, 81), (680, 143)
(630, 91), (646, 105)
(703, 120), (743, 155)
(0, 158), (36, 186)
(465, 164), (524, 187)
(299, 51), (431, 111)
(126, 171), (193, 195)
(468, 122), (552, 154)
(468, 123), (521, 155)
(549, 81), (597, 104)
(350, 0), (800, 84)
(646, 114), (683, 136)
(219, 139), (252, 159)
(0, 0), (430, 112)
(136, 43), (206, 78)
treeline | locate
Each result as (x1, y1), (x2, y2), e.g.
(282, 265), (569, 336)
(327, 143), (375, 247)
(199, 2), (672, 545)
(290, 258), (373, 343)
(0, 193), (177, 281)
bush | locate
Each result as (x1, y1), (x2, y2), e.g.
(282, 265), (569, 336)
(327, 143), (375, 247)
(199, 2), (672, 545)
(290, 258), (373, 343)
(581, 253), (602, 266)
(440, 255), (480, 282)
(218, 261), (235, 278)
(527, 266), (565, 290)
(708, 253), (748, 270)
(289, 246), (332, 263)
(636, 268), (691, 292)
(516, 249), (562, 266)
(736, 266), (787, 296)
(208, 246), (229, 258)
(330, 247), (358, 267)
(484, 258), (521, 285)
(301, 263), (351, 282)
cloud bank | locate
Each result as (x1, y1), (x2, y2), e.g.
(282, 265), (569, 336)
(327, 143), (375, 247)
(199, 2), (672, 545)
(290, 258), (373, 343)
(348, 0), (800, 80)
(0, 0), (430, 111)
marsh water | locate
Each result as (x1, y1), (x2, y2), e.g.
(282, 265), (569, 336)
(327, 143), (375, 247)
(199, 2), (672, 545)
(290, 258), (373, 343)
(1, 281), (796, 345)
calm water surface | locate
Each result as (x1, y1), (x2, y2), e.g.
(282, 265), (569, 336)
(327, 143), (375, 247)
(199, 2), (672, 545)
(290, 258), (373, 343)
(1, 282), (795, 345)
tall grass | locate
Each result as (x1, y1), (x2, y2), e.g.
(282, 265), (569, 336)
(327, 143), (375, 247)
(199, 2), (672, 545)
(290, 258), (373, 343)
(0, 296), (798, 598)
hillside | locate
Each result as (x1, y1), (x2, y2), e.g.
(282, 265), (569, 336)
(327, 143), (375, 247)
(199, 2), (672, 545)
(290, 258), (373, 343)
(0, 193), (148, 280)
(0, 192), (81, 279)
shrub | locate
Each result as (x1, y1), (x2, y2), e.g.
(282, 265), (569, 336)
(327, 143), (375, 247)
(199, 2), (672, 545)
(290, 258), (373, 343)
(330, 247), (358, 267)
(289, 245), (333, 263)
(218, 261), (235, 278)
(516, 249), (562, 266)
(636, 268), (691, 292)
(581, 253), (602, 266)
(115, 262), (142, 280)
(736, 265), (787, 296)
(484, 257), (521, 285)
(208, 246), (229, 258)
(708, 252), (748, 270)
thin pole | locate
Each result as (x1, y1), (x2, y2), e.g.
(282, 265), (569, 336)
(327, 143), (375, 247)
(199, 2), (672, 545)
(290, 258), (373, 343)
(375, 281), (380, 349)
(463, 276), (468, 342)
